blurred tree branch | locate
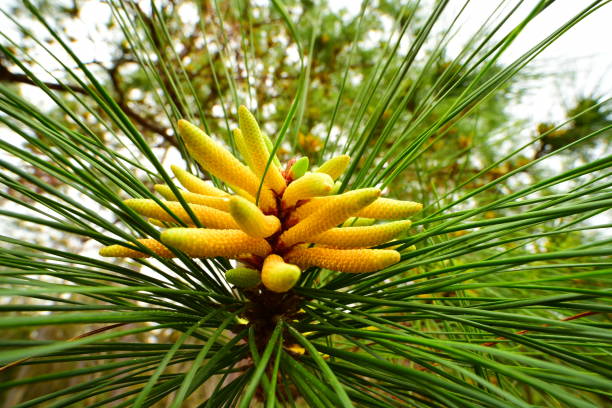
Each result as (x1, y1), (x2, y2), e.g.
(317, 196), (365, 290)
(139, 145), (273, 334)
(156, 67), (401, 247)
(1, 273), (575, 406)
(0, 58), (87, 95)
(0, 55), (176, 146)
(106, 55), (176, 147)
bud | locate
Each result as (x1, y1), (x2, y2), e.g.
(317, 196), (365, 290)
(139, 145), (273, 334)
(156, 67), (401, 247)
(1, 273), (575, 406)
(261, 254), (301, 293)
(238, 106), (286, 194)
(316, 155), (350, 180)
(288, 156), (309, 180)
(356, 198), (423, 219)
(229, 196), (281, 238)
(124, 199), (238, 229)
(285, 247), (400, 273)
(160, 228), (271, 258)
(154, 184), (230, 211)
(281, 172), (334, 209)
(310, 220), (412, 248)
(384, 242), (416, 251)
(225, 267), (261, 288)
(279, 188), (380, 248)
(99, 239), (173, 258)
(170, 165), (229, 197)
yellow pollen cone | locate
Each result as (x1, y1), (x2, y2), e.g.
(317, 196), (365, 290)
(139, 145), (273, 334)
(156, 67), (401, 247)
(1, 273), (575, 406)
(170, 165), (229, 197)
(281, 172), (334, 209)
(316, 155), (350, 180)
(124, 199), (238, 229)
(225, 267), (261, 288)
(177, 120), (265, 199)
(261, 254), (301, 293)
(290, 196), (334, 223)
(279, 188), (380, 248)
(285, 247), (400, 273)
(154, 185), (230, 211)
(310, 220), (412, 248)
(229, 196), (280, 238)
(356, 198), (423, 219)
(238, 106), (286, 194)
(160, 228), (271, 258)
(99, 239), (173, 258)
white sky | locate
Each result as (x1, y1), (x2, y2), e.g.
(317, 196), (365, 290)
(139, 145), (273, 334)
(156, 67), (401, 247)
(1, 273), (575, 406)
(331, 0), (612, 124)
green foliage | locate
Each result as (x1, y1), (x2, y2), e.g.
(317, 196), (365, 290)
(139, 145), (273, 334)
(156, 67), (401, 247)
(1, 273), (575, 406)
(0, 0), (611, 407)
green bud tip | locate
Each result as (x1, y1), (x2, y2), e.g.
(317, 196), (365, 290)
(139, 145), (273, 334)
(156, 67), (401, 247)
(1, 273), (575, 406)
(225, 267), (261, 288)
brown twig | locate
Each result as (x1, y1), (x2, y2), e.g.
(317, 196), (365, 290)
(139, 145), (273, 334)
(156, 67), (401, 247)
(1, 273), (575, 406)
(106, 57), (176, 147)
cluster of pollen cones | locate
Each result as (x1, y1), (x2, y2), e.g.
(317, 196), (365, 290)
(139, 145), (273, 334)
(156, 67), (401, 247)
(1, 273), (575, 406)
(100, 106), (422, 293)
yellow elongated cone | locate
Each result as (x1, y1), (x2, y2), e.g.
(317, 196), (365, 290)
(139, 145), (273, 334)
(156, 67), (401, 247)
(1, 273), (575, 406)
(285, 247), (400, 273)
(356, 198), (423, 219)
(316, 155), (350, 180)
(170, 165), (229, 197)
(99, 239), (173, 258)
(238, 106), (286, 194)
(229, 196), (281, 238)
(124, 199), (238, 229)
(232, 128), (256, 172)
(154, 185), (230, 211)
(290, 196), (334, 223)
(177, 120), (265, 198)
(310, 220), (412, 248)
(279, 188), (380, 248)
(261, 254), (301, 293)
(226, 267), (261, 288)
(160, 228), (271, 258)
(281, 172), (334, 209)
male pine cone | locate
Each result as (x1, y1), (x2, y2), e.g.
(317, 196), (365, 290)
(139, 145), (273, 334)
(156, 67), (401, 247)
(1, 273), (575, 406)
(100, 106), (422, 293)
